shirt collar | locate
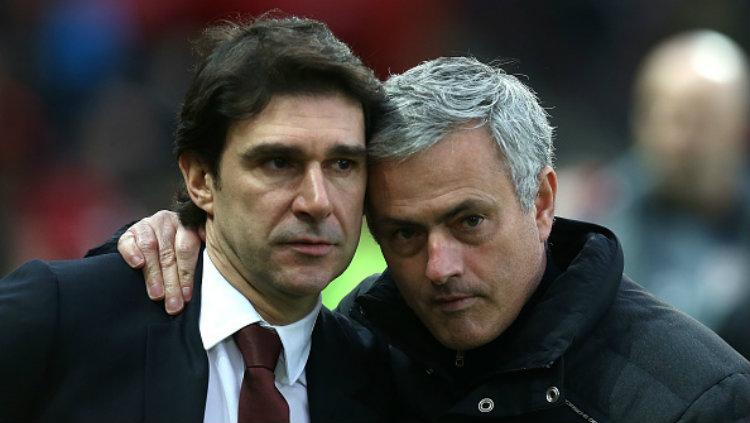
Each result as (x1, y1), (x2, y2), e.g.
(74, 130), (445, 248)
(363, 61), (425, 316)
(199, 250), (322, 385)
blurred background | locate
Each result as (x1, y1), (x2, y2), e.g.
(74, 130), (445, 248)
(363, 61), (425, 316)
(1, 0), (748, 355)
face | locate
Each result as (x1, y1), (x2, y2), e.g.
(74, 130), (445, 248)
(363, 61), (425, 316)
(182, 93), (366, 323)
(367, 126), (556, 350)
(635, 64), (748, 204)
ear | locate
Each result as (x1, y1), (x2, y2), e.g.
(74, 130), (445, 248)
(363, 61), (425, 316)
(178, 153), (216, 217)
(534, 166), (557, 242)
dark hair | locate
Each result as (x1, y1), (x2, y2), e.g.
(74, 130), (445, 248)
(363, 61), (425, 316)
(173, 15), (384, 227)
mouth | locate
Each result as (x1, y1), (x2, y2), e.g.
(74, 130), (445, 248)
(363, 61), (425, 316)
(432, 294), (478, 313)
(283, 240), (336, 257)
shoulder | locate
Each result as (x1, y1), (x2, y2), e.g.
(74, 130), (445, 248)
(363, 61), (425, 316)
(2, 253), (140, 288)
(568, 276), (750, 420)
(314, 306), (378, 352)
(2, 253), (165, 328)
(0, 256), (141, 418)
(47, 252), (139, 283)
(308, 308), (399, 422)
(0, 259), (63, 343)
(606, 277), (747, 374)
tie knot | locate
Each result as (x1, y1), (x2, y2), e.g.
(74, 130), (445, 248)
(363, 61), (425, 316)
(233, 323), (283, 370)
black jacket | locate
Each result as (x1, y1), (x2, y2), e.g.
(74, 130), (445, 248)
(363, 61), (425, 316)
(338, 218), (750, 422)
(0, 252), (396, 423)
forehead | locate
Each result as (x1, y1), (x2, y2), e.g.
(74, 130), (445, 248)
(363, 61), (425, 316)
(227, 93), (366, 150)
(368, 127), (516, 222)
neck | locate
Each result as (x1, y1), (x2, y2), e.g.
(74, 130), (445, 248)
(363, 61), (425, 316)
(204, 227), (318, 326)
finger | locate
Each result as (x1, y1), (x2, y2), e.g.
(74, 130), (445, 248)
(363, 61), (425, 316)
(118, 229), (145, 268)
(175, 225), (201, 302)
(132, 219), (165, 301)
(151, 211), (183, 315)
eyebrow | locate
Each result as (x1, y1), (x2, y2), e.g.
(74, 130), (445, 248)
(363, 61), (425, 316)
(436, 199), (486, 223)
(376, 199), (488, 229)
(329, 144), (367, 159)
(241, 143), (305, 162)
(240, 142), (367, 162)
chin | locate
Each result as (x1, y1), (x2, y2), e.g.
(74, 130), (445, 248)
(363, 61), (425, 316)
(443, 336), (489, 351)
(283, 278), (332, 297)
(431, 321), (504, 350)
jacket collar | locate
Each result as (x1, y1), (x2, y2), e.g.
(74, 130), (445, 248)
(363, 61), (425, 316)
(356, 218), (624, 379)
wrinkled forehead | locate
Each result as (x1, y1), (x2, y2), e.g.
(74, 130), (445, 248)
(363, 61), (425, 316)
(365, 129), (510, 215)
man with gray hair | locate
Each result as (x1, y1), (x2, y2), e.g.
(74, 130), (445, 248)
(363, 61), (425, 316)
(116, 56), (750, 421)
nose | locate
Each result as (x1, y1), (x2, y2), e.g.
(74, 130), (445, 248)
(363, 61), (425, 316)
(292, 165), (333, 221)
(424, 232), (463, 285)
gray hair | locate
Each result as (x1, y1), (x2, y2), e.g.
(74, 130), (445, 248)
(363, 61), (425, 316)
(369, 57), (554, 211)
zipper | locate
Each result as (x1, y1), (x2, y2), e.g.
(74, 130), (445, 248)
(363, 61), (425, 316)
(454, 350), (465, 367)
(565, 399), (598, 423)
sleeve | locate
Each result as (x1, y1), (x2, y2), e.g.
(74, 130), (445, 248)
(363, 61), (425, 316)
(84, 221), (136, 257)
(0, 260), (59, 422)
(677, 372), (750, 423)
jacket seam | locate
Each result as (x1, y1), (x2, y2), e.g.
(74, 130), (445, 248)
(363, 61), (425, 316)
(564, 399), (599, 423)
(33, 261), (62, 417)
(675, 371), (750, 422)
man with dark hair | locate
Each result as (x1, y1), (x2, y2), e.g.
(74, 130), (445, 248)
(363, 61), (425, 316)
(0, 16), (395, 423)
(120, 56), (750, 421)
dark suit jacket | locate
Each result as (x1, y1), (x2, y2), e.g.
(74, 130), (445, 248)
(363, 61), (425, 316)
(0, 253), (396, 423)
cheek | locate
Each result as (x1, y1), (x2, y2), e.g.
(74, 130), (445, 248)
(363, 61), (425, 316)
(463, 242), (534, 307)
(389, 260), (428, 304)
(463, 243), (508, 284)
(344, 184), (367, 212)
(339, 198), (364, 226)
(334, 178), (366, 217)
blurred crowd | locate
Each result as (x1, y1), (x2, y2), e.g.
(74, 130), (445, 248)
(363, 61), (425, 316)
(556, 29), (750, 356)
(1, 1), (749, 352)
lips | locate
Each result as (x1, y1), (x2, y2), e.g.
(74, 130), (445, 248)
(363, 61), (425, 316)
(432, 294), (478, 312)
(283, 239), (336, 257)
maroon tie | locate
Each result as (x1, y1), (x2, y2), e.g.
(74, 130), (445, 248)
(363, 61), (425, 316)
(233, 324), (290, 423)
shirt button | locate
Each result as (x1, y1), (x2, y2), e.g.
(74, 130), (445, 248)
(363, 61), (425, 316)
(546, 386), (560, 403)
(478, 398), (494, 413)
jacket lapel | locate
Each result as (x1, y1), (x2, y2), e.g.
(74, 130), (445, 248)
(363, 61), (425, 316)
(144, 254), (208, 423)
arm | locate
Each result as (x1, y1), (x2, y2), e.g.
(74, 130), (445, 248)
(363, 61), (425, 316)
(0, 260), (59, 421)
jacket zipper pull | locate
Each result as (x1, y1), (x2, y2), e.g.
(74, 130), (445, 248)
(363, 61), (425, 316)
(455, 350), (465, 367)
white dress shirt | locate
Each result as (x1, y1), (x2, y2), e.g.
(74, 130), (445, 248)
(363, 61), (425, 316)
(200, 250), (322, 423)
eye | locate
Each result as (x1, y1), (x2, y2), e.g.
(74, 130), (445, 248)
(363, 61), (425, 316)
(384, 226), (424, 256)
(394, 227), (417, 240)
(331, 158), (359, 173)
(268, 158), (291, 170)
(260, 157), (298, 174)
(462, 215), (484, 228)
